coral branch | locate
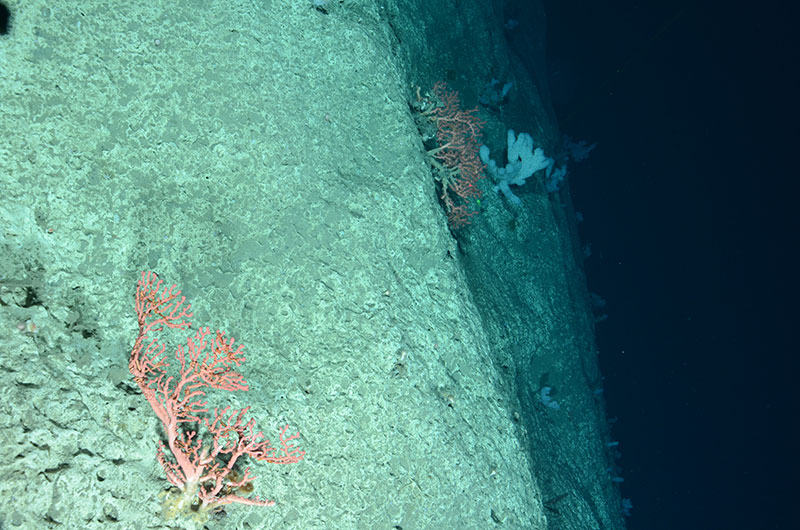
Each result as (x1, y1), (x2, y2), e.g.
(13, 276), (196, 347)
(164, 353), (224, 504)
(129, 271), (304, 519)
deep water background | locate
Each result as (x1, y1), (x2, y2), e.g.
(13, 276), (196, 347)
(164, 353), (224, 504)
(529, 0), (799, 528)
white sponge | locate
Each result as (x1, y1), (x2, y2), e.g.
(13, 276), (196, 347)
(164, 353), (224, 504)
(480, 129), (553, 205)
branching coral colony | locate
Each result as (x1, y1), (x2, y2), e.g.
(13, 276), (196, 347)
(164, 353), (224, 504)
(415, 81), (487, 229)
(129, 271), (304, 520)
